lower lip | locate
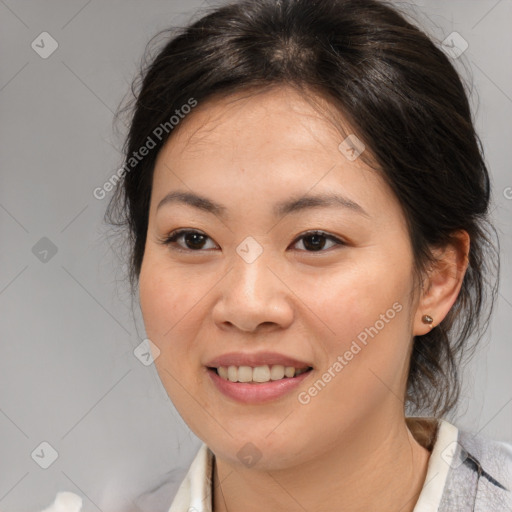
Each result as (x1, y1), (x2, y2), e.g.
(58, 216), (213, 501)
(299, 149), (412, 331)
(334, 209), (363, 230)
(207, 368), (312, 404)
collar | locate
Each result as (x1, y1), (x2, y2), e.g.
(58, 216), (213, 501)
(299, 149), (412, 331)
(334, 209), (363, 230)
(410, 417), (458, 511)
(168, 443), (214, 512)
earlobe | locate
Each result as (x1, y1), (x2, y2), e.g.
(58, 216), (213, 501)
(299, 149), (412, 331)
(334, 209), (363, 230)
(414, 231), (470, 336)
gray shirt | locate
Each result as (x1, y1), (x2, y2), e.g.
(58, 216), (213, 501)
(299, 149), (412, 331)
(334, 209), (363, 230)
(438, 426), (512, 511)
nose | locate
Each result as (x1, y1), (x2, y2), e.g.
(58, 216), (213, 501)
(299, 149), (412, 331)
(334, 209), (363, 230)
(211, 252), (294, 334)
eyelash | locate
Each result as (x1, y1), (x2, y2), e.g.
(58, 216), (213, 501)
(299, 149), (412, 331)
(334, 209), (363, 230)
(158, 229), (346, 253)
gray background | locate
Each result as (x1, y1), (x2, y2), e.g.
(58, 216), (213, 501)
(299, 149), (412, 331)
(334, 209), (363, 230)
(1, 1), (511, 511)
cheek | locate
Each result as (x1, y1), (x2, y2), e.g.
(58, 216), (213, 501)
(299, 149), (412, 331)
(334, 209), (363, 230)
(140, 254), (198, 331)
(301, 259), (413, 402)
(139, 256), (213, 418)
(138, 255), (205, 367)
(302, 260), (410, 342)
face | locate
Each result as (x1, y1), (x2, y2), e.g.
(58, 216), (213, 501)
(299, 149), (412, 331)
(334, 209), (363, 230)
(139, 86), (420, 470)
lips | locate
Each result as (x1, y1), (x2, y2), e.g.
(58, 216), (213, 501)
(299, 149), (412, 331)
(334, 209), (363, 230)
(205, 351), (313, 369)
(207, 365), (313, 403)
(204, 351), (314, 403)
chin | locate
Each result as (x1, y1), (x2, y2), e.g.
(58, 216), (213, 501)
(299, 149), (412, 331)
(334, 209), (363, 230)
(205, 431), (312, 471)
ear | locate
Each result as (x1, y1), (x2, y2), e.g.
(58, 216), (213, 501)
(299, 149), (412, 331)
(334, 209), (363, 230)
(414, 230), (470, 336)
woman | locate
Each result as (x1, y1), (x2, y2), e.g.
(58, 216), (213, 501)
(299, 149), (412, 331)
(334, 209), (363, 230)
(105, 0), (512, 510)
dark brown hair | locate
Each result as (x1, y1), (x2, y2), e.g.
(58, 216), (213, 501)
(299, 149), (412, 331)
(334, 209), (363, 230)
(107, 0), (499, 418)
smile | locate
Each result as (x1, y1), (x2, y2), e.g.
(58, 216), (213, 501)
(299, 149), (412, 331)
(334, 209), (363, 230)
(207, 365), (313, 404)
(212, 364), (312, 383)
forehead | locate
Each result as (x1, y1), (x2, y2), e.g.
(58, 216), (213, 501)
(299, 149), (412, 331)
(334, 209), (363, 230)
(150, 86), (404, 228)
(165, 86), (354, 159)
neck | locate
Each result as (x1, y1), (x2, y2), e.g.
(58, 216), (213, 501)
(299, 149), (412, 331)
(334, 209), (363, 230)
(212, 415), (434, 512)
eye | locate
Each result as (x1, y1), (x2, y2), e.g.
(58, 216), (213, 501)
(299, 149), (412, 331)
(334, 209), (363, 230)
(159, 228), (345, 253)
(290, 230), (345, 252)
(160, 229), (218, 251)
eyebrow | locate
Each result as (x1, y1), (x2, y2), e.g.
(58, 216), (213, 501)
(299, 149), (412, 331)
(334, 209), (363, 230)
(156, 190), (369, 218)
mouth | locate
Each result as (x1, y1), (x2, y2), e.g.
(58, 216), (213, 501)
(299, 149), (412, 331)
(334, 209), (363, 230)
(208, 364), (313, 384)
(204, 352), (314, 403)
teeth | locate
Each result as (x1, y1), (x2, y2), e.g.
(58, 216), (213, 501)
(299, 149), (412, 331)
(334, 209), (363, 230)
(215, 364), (310, 383)
(238, 366), (252, 382)
(284, 366), (295, 378)
(227, 365), (238, 382)
(270, 365), (285, 380)
(253, 365), (270, 382)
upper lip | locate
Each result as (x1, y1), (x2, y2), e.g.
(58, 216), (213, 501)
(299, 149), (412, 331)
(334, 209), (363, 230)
(205, 352), (313, 369)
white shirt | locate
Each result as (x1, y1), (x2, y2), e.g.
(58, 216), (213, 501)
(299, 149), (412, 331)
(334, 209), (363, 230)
(168, 417), (459, 512)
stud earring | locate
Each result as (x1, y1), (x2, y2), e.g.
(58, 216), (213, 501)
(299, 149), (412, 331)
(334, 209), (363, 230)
(422, 314), (434, 328)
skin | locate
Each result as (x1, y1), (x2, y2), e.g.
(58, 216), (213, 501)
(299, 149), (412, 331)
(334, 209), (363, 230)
(138, 86), (469, 512)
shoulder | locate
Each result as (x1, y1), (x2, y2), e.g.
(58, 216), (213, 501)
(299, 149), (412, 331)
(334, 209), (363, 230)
(457, 427), (512, 489)
(440, 423), (512, 511)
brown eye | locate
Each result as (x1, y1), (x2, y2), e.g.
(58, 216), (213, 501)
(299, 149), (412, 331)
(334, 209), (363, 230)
(182, 232), (207, 249)
(161, 229), (218, 251)
(291, 231), (344, 252)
